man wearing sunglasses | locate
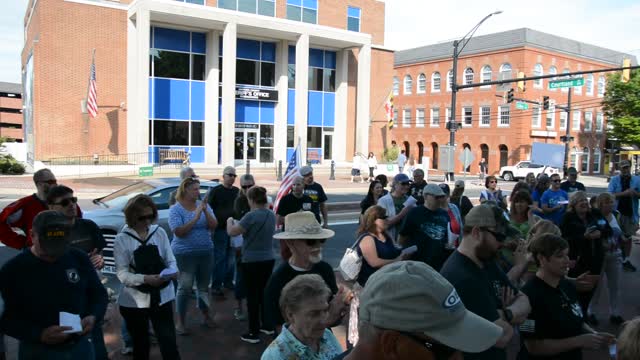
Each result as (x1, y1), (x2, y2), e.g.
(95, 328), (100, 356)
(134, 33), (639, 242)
(334, 261), (503, 360)
(441, 203), (531, 360)
(540, 174), (569, 226)
(264, 212), (349, 334)
(0, 168), (82, 249)
(207, 166), (240, 296)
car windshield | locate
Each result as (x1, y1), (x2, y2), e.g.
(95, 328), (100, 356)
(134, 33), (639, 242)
(98, 182), (155, 208)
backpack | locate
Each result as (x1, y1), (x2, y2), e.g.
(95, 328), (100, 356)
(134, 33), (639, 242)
(125, 228), (169, 295)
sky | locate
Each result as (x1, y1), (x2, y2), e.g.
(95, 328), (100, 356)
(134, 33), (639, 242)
(0, 0), (639, 84)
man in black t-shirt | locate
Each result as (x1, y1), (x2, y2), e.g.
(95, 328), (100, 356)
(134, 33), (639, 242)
(440, 203), (531, 360)
(264, 212), (347, 332)
(409, 169), (428, 205)
(276, 176), (313, 231)
(560, 167), (587, 194)
(399, 184), (450, 271)
(300, 166), (329, 228)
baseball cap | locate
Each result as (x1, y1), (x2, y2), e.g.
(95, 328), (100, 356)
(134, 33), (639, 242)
(455, 180), (465, 188)
(359, 261), (502, 353)
(223, 166), (236, 176)
(299, 165), (313, 176)
(32, 211), (71, 258)
(620, 160), (631, 168)
(424, 183), (445, 196)
(567, 167), (578, 175)
(438, 183), (451, 196)
(464, 203), (521, 241)
(393, 173), (412, 184)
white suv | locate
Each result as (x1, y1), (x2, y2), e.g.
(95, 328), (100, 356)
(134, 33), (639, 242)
(499, 161), (560, 181)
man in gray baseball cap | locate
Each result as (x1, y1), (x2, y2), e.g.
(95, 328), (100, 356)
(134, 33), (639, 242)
(299, 165), (329, 228)
(335, 261), (502, 359)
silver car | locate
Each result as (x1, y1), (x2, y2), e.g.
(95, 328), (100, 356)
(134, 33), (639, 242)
(83, 178), (220, 274)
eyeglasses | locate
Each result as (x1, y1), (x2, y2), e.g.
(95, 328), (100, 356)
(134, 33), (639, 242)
(241, 184), (254, 189)
(39, 179), (57, 185)
(489, 180), (497, 184)
(483, 228), (506, 242)
(137, 214), (155, 222)
(225, 173), (237, 177)
(400, 332), (458, 360)
(51, 197), (77, 207)
(305, 238), (327, 247)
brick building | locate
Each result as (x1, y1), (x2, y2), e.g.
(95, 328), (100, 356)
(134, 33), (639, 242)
(388, 28), (637, 176)
(0, 82), (23, 142)
(22, 0), (393, 166)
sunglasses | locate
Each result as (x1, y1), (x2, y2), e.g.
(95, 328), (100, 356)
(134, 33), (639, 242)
(400, 332), (458, 359)
(137, 214), (155, 222)
(305, 238), (327, 247)
(52, 197), (78, 207)
(225, 173), (237, 177)
(489, 180), (497, 183)
(40, 179), (57, 185)
(552, 179), (561, 183)
(241, 184), (254, 189)
(483, 228), (506, 242)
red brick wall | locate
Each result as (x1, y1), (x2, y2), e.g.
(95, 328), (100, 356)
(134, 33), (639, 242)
(388, 47), (612, 175)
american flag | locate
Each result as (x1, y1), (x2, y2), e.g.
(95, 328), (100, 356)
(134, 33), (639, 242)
(273, 144), (301, 215)
(87, 59), (98, 118)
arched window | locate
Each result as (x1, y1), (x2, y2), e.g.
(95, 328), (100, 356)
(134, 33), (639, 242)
(431, 72), (441, 92)
(581, 147), (590, 173)
(499, 144), (509, 168)
(598, 76), (605, 97)
(404, 75), (413, 95)
(393, 76), (399, 96)
(447, 70), (453, 91)
(498, 63), (512, 90)
(431, 142), (439, 169)
(464, 68), (474, 85)
(593, 148), (601, 173)
(586, 74), (594, 95)
(481, 65), (492, 85)
(548, 66), (558, 91)
(533, 64), (543, 88)
(417, 73), (426, 93)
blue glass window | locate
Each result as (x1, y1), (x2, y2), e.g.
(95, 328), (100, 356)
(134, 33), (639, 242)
(217, 0), (275, 16)
(347, 6), (361, 32)
(286, 0), (317, 24)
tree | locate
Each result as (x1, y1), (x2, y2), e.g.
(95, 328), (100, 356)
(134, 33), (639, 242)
(602, 69), (640, 147)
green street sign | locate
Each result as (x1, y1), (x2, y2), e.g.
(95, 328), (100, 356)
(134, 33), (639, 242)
(549, 77), (584, 89)
(516, 102), (529, 110)
(139, 166), (154, 177)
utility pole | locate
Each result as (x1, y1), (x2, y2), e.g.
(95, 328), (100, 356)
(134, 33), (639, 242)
(562, 87), (572, 178)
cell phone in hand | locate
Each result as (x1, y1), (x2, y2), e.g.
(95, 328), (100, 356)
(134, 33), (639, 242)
(401, 245), (418, 256)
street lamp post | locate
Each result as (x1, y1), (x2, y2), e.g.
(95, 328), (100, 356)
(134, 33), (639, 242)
(448, 11), (502, 180)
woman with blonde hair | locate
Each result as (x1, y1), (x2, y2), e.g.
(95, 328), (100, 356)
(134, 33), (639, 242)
(618, 317), (640, 360)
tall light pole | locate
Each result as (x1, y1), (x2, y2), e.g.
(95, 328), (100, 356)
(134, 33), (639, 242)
(448, 11), (502, 179)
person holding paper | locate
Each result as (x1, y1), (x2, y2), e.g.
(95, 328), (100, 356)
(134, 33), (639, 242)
(0, 211), (108, 359)
(115, 194), (181, 359)
(377, 174), (414, 243)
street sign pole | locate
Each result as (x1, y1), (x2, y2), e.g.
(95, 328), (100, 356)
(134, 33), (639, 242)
(563, 87), (572, 178)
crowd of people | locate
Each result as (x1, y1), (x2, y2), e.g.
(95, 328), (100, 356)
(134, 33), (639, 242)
(0, 160), (639, 360)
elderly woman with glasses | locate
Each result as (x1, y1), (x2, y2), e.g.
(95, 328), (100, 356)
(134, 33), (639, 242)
(169, 177), (218, 334)
(114, 194), (181, 359)
(262, 274), (343, 360)
(480, 175), (508, 210)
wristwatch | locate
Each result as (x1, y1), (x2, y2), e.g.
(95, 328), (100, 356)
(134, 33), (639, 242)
(504, 308), (514, 323)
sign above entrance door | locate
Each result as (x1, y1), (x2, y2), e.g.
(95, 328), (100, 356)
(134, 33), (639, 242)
(235, 123), (259, 129)
(219, 86), (279, 101)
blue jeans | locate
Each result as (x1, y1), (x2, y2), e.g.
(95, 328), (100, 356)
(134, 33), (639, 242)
(211, 229), (234, 289)
(18, 336), (94, 360)
(175, 253), (212, 318)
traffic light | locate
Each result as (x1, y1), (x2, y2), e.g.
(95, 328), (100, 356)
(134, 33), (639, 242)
(517, 71), (526, 92)
(507, 88), (515, 103)
(543, 96), (550, 110)
(622, 58), (631, 83)
(446, 121), (457, 131)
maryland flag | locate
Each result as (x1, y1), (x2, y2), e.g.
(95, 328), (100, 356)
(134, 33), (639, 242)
(384, 91), (394, 130)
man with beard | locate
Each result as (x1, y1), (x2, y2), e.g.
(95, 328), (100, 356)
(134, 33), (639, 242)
(264, 212), (349, 333)
(0, 169), (81, 249)
(440, 203), (531, 360)
(608, 160), (640, 272)
(0, 211), (108, 359)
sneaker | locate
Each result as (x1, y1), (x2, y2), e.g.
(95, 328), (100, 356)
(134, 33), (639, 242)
(234, 309), (247, 321)
(260, 328), (275, 335)
(623, 260), (637, 272)
(240, 333), (261, 344)
(610, 315), (625, 325)
(121, 346), (133, 355)
(585, 314), (599, 326)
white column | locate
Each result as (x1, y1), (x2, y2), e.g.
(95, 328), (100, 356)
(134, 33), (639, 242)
(356, 44), (371, 156)
(333, 49), (349, 163)
(274, 40), (289, 164)
(204, 31), (220, 165)
(126, 8), (150, 157)
(221, 22), (237, 166)
(294, 34), (309, 164)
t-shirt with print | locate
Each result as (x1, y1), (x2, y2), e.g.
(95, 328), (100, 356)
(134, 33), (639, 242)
(207, 185), (239, 230)
(560, 181), (586, 194)
(277, 193), (314, 231)
(520, 277), (585, 360)
(392, 195), (408, 216)
(238, 208), (276, 263)
(440, 251), (516, 360)
(410, 181), (427, 205)
(540, 188), (569, 225)
(168, 201), (216, 256)
(69, 218), (106, 254)
(398, 206), (449, 271)
(304, 182), (328, 224)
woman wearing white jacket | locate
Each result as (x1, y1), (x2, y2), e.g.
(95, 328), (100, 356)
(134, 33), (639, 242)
(114, 194), (181, 360)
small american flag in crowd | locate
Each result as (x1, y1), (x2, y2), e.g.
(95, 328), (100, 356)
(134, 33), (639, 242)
(87, 58), (98, 118)
(273, 144), (302, 215)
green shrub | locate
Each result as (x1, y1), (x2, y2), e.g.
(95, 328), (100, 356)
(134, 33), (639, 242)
(382, 146), (399, 163)
(0, 154), (26, 175)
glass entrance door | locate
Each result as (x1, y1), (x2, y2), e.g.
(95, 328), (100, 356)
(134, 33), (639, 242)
(234, 130), (258, 162)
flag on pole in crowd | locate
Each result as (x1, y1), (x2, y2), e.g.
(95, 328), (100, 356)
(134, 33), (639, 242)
(86, 50), (98, 118)
(384, 91), (394, 130)
(273, 143), (302, 215)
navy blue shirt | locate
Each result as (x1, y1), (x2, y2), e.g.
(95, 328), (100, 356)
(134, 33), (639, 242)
(0, 248), (108, 345)
(356, 233), (401, 287)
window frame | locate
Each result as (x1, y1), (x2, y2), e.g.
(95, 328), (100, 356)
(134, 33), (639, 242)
(404, 75), (413, 95)
(548, 66), (558, 91)
(598, 76), (605, 97)
(479, 106), (490, 127)
(416, 108), (425, 128)
(481, 65), (492, 88)
(462, 107), (472, 127)
(286, 0), (318, 24)
(596, 112), (604, 132)
(498, 105), (510, 127)
(417, 73), (426, 94)
(584, 111), (593, 132)
(447, 70), (453, 92)
(533, 64), (543, 88)
(393, 76), (399, 96)
(572, 110), (581, 131)
(559, 111), (567, 130)
(430, 107), (440, 127)
(581, 147), (590, 173)
(531, 106), (541, 128)
(545, 100), (555, 128)
(431, 72), (441, 92)
(592, 148), (601, 173)
(586, 74), (594, 96)
(347, 6), (361, 32)
(463, 68), (474, 87)
(219, 0), (276, 16)
(402, 108), (411, 128)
